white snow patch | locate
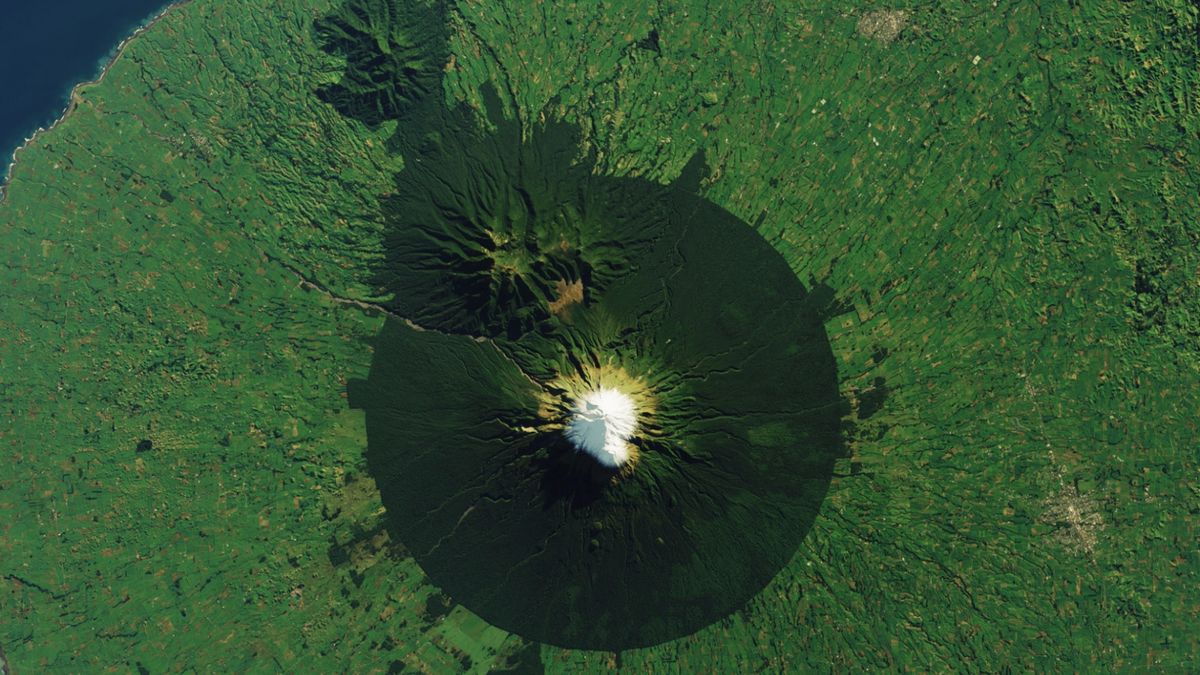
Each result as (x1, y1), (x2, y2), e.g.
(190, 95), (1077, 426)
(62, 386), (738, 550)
(564, 388), (638, 467)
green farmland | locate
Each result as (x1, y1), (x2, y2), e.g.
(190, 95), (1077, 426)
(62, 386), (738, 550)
(1, 0), (1197, 671)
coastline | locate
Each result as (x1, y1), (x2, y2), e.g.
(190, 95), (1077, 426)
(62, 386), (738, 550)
(0, 0), (191, 204)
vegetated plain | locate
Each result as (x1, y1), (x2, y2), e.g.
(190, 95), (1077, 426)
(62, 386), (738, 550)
(0, 0), (1197, 672)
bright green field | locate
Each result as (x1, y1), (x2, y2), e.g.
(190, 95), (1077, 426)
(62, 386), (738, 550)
(1, 0), (1198, 672)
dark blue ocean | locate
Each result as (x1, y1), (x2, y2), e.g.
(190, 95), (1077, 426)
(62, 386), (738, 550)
(0, 0), (171, 165)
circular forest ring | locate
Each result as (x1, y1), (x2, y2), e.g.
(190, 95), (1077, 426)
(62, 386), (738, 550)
(329, 0), (846, 651)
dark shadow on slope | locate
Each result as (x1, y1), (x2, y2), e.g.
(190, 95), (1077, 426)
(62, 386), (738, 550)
(324, 0), (849, 652)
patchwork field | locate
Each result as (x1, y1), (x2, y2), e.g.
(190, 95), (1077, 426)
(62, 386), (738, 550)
(1, 0), (1197, 671)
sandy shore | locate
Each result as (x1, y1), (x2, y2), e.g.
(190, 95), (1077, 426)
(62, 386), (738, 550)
(0, 0), (191, 203)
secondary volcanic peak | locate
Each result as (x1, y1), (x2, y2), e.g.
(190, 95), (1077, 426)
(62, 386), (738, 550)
(564, 387), (639, 467)
(314, 0), (448, 127)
